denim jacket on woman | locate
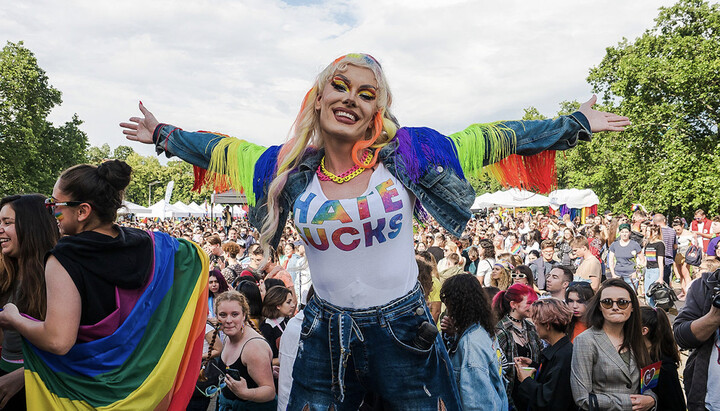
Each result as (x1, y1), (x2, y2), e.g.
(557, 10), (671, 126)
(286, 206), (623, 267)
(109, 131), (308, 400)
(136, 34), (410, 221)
(153, 112), (591, 248)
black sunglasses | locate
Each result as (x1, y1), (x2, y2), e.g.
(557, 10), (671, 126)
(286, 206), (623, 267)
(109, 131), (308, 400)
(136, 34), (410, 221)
(44, 197), (86, 215)
(599, 298), (631, 310)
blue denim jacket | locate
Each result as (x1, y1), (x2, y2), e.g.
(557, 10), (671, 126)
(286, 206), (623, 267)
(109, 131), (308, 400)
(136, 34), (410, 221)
(449, 323), (509, 411)
(153, 112), (590, 247)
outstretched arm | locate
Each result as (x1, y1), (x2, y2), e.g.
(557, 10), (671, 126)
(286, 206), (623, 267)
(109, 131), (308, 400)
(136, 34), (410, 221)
(450, 95), (629, 181)
(120, 102), (270, 205)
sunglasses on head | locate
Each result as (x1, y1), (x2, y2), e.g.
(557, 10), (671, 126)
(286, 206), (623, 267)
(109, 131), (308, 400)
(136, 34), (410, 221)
(44, 197), (86, 214)
(599, 298), (631, 310)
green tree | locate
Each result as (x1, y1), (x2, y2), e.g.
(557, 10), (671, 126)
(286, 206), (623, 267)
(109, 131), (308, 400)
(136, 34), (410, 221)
(563, 0), (720, 217)
(87, 143), (112, 163)
(0, 41), (88, 196)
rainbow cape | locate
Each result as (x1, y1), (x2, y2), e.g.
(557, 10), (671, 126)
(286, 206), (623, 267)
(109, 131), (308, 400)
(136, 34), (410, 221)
(22, 231), (209, 410)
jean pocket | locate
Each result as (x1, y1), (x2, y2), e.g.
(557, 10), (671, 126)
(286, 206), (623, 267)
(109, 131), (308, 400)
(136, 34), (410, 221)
(299, 308), (321, 339)
(385, 307), (435, 355)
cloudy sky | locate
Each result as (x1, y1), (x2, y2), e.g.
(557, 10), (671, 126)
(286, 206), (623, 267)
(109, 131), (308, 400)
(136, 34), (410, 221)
(2, 0), (674, 158)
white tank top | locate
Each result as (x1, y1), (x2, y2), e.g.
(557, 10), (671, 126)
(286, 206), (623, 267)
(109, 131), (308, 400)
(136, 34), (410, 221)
(293, 163), (417, 308)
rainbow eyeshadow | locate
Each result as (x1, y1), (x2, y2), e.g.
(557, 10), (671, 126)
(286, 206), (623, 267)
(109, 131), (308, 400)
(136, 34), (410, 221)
(332, 77), (349, 92)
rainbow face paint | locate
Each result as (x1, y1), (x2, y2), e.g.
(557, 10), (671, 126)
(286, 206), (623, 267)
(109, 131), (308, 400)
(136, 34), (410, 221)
(54, 210), (64, 221)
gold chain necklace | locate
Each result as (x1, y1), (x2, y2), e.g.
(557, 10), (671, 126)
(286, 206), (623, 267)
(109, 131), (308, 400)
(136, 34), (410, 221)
(317, 151), (374, 184)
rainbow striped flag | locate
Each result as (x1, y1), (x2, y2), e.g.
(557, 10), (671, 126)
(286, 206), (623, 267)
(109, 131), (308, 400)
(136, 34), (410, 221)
(22, 231), (209, 410)
(640, 361), (661, 394)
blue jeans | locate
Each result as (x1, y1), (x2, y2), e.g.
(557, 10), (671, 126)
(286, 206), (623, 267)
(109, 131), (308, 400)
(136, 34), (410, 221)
(287, 284), (461, 410)
(620, 274), (639, 292)
(644, 268), (661, 308)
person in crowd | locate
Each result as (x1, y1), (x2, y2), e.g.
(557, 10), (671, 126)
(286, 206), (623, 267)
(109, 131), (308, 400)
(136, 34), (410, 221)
(278, 243), (298, 270)
(122, 51), (628, 408)
(438, 239), (461, 272)
(222, 205), (233, 236)
(0, 161), (207, 409)
(205, 234), (226, 271)
(608, 223), (642, 291)
(222, 241), (243, 285)
(416, 251), (442, 323)
(493, 283), (542, 409)
(570, 279), (656, 411)
(571, 236), (601, 291)
(653, 214), (677, 285)
(691, 209), (713, 252)
(438, 253), (464, 284)
(427, 233), (446, 264)
(544, 266), (573, 300)
(259, 286), (296, 367)
(490, 261), (513, 291)
(556, 228), (575, 266)
(673, 218), (696, 299)
(514, 298), (576, 411)
(286, 242), (311, 302)
(465, 246), (479, 276)
(0, 195), (59, 409)
(524, 230), (542, 257)
(511, 264), (537, 291)
(209, 269), (231, 320)
(673, 265), (720, 409)
(506, 232), (524, 258)
(493, 234), (506, 257)
(477, 239), (496, 286)
(236, 280), (264, 330)
(565, 282), (594, 342)
(639, 224), (664, 306)
(440, 274), (508, 410)
(531, 240), (559, 290)
(215, 290), (276, 410)
(639, 306), (685, 410)
(706, 217), (720, 261)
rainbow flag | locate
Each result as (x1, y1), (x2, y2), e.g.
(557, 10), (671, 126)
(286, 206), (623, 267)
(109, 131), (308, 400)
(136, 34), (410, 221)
(640, 361), (661, 394)
(510, 243), (523, 255)
(22, 231), (209, 410)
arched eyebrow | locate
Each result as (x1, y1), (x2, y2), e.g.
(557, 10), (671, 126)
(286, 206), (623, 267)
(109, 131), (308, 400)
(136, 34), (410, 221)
(334, 74), (378, 92)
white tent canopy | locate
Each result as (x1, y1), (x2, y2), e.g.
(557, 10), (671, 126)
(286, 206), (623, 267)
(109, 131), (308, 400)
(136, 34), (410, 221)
(119, 200), (151, 215)
(471, 189), (550, 211)
(548, 189), (599, 209)
(173, 201), (204, 217)
(136, 199), (188, 219)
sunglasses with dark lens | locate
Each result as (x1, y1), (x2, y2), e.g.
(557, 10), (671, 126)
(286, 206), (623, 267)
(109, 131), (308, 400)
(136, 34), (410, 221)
(44, 197), (85, 214)
(511, 273), (527, 279)
(599, 298), (631, 310)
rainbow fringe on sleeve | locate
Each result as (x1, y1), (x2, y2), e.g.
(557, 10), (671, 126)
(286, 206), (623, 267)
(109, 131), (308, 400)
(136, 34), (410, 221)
(449, 123), (557, 194)
(191, 132), (268, 206)
(22, 232), (209, 410)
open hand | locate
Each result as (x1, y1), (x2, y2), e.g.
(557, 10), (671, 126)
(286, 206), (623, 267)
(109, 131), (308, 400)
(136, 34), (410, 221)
(120, 101), (159, 144)
(579, 95), (630, 133)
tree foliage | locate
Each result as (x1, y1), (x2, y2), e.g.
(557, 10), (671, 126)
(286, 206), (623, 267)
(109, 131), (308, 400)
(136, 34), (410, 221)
(0, 41), (88, 196)
(555, 0), (720, 217)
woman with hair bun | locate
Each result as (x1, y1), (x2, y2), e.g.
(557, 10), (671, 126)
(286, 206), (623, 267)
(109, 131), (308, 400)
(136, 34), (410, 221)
(493, 283), (542, 409)
(0, 194), (59, 409)
(122, 53), (628, 408)
(0, 160), (209, 409)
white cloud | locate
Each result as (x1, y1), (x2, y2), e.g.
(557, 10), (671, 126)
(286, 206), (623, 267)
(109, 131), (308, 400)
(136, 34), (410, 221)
(1, 0), (675, 158)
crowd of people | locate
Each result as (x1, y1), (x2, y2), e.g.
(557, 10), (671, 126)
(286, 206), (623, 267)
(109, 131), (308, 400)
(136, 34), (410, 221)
(109, 203), (718, 410)
(0, 52), (719, 411)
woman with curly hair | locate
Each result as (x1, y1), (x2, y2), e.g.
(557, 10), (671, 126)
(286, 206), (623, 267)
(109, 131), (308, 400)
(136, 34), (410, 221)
(490, 261), (513, 291)
(221, 241), (243, 285)
(440, 274), (507, 410)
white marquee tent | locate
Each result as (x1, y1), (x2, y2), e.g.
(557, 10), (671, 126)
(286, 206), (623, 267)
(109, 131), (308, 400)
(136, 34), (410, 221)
(471, 189), (550, 211)
(548, 189), (599, 209)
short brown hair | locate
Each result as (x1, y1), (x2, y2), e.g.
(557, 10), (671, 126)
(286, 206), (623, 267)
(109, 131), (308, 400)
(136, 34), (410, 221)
(262, 286), (293, 319)
(531, 298), (572, 332)
(571, 236), (589, 249)
(541, 240), (555, 250)
(206, 235), (221, 246)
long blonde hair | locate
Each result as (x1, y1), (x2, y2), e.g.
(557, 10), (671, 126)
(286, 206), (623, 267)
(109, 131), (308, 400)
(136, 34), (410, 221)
(260, 54), (399, 253)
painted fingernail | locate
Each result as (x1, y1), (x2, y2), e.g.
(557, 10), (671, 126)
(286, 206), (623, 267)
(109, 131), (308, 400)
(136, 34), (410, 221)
(140, 100), (143, 105)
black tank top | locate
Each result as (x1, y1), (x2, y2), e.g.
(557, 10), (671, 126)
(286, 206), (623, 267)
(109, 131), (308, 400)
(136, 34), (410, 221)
(218, 337), (270, 401)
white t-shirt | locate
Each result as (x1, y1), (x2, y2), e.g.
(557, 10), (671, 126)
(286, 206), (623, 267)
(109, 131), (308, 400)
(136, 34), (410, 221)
(707, 330), (720, 410)
(277, 311), (303, 411)
(293, 164), (417, 308)
(476, 258), (495, 287)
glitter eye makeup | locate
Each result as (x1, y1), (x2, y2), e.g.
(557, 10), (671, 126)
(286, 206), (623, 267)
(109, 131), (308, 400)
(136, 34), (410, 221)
(359, 89), (376, 100)
(332, 77), (349, 92)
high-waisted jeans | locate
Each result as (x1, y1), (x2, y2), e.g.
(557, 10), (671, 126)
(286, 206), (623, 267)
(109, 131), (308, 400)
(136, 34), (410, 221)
(286, 283), (461, 410)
